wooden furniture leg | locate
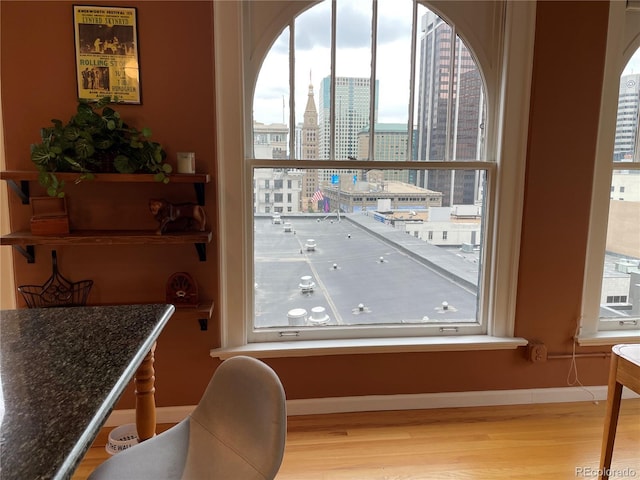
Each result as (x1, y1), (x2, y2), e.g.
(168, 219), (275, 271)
(135, 342), (157, 441)
(599, 352), (622, 480)
(599, 344), (640, 480)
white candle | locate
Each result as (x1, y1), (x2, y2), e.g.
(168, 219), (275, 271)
(177, 152), (196, 174)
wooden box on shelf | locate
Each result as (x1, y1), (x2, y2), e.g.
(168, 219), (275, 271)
(30, 197), (70, 235)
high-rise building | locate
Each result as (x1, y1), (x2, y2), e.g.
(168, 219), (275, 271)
(318, 76), (378, 186)
(415, 11), (485, 206)
(301, 82), (319, 160)
(298, 81), (321, 211)
(614, 73), (640, 161)
(357, 123), (416, 183)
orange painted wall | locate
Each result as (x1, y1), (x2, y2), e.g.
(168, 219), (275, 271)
(1, 0), (220, 407)
(1, 1), (615, 408)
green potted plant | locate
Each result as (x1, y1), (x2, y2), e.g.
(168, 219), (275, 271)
(30, 96), (172, 197)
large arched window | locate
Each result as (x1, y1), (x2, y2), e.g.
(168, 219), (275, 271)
(581, 0), (640, 344)
(213, 0), (535, 352)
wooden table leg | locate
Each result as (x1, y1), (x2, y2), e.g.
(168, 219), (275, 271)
(134, 342), (157, 442)
(599, 352), (622, 480)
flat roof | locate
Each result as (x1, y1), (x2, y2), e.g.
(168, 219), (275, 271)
(338, 181), (440, 195)
(254, 213), (479, 328)
(255, 212), (636, 327)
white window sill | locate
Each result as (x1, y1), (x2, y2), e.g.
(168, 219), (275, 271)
(577, 330), (640, 346)
(210, 335), (528, 359)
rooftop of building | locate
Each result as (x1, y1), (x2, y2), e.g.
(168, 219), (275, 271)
(332, 180), (441, 195)
(254, 212), (635, 327)
(254, 212), (480, 329)
(358, 123), (413, 134)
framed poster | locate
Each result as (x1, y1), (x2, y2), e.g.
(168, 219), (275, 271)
(73, 5), (141, 104)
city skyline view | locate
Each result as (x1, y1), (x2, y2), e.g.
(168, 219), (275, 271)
(254, 0), (429, 129)
(249, 0), (639, 335)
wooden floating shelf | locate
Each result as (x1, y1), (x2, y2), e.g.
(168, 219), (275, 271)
(87, 302), (214, 331)
(0, 230), (212, 246)
(1, 230), (212, 263)
(1, 171), (213, 261)
(174, 302), (215, 330)
(1, 170), (210, 205)
(0, 170), (210, 184)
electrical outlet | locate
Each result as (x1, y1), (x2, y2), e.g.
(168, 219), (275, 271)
(527, 342), (548, 362)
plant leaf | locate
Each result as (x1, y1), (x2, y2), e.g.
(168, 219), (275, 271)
(75, 138), (95, 159)
(63, 126), (80, 141)
(114, 155), (136, 173)
(31, 145), (53, 166)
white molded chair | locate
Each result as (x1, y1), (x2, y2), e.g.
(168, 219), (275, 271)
(89, 356), (287, 480)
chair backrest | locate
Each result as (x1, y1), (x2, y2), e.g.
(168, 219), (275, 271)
(189, 356), (287, 480)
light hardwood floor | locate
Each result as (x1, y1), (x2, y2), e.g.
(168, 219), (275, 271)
(73, 399), (640, 480)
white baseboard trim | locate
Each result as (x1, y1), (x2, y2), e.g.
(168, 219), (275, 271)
(104, 385), (639, 427)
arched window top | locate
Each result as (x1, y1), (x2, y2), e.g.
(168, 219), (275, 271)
(251, 0), (492, 162)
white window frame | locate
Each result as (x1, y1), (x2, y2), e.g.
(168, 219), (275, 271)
(211, 0), (535, 358)
(579, 0), (640, 346)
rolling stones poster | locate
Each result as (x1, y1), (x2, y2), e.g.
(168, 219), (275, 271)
(73, 5), (141, 104)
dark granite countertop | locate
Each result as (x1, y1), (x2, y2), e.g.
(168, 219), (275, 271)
(0, 304), (175, 480)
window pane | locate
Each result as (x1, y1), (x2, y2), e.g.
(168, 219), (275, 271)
(599, 170), (640, 323)
(598, 47), (640, 329)
(376, 0), (412, 125)
(253, 167), (486, 331)
(450, 36), (486, 161)
(328, 1), (373, 161)
(294, 2), (330, 160)
(254, 27), (290, 159)
(414, 11), (485, 162)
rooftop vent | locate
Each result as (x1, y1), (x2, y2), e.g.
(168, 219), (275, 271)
(616, 259), (640, 274)
(352, 303), (371, 315)
(461, 243), (474, 253)
(435, 301), (458, 313)
(299, 275), (315, 294)
(307, 306), (330, 326)
(287, 308), (307, 326)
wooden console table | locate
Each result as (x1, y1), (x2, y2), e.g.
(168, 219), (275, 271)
(599, 343), (640, 480)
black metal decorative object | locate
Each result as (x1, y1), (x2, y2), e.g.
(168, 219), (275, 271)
(18, 251), (93, 308)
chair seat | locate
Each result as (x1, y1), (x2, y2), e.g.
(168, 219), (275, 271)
(89, 356), (287, 480)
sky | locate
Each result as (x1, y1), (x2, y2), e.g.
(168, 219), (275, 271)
(253, 1), (640, 127)
(623, 49), (640, 75)
(254, 0), (421, 126)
